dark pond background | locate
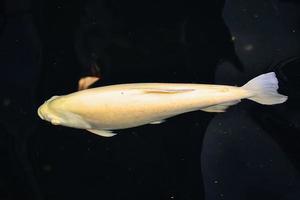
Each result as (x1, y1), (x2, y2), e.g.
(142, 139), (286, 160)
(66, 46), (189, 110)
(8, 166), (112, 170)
(0, 0), (300, 200)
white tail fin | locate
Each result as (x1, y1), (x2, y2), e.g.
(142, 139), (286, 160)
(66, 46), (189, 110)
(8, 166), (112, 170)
(242, 72), (288, 105)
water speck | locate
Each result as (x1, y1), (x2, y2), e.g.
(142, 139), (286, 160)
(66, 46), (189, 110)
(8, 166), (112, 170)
(244, 44), (254, 51)
(214, 180), (219, 184)
(43, 164), (52, 172)
(242, 8), (248, 13)
(259, 164), (265, 168)
(2, 98), (10, 107)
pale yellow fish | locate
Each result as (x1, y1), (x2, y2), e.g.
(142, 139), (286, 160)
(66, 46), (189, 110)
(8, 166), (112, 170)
(38, 72), (287, 137)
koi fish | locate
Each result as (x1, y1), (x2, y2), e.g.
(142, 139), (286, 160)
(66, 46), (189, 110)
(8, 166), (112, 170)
(38, 72), (287, 137)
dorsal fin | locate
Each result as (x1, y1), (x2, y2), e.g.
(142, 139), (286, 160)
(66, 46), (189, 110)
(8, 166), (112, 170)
(140, 88), (194, 94)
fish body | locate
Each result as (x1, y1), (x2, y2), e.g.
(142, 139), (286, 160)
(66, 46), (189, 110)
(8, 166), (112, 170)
(38, 72), (287, 137)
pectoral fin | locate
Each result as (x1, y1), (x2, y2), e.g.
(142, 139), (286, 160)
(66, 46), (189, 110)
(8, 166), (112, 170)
(78, 76), (100, 90)
(87, 129), (117, 137)
(200, 100), (241, 112)
(149, 119), (166, 124)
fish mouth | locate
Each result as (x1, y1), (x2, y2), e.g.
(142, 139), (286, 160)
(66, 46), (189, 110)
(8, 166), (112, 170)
(37, 105), (45, 120)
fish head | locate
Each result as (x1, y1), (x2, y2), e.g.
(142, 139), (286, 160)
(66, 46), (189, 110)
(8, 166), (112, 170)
(38, 96), (66, 126)
(38, 95), (91, 129)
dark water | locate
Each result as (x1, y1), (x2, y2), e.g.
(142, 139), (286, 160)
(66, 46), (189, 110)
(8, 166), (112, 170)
(0, 0), (300, 199)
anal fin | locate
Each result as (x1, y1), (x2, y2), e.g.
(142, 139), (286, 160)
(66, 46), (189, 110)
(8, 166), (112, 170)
(87, 129), (117, 137)
(200, 100), (240, 113)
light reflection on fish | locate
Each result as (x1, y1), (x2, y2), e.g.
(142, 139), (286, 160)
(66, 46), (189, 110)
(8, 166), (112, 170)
(38, 72), (287, 137)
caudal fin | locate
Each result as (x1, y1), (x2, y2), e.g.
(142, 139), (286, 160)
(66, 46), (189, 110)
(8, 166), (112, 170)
(242, 72), (288, 105)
